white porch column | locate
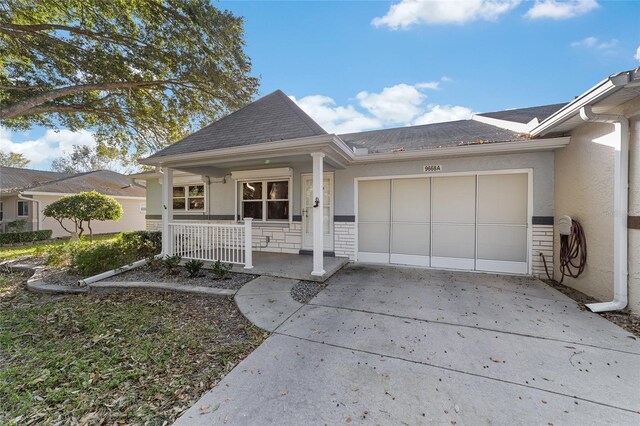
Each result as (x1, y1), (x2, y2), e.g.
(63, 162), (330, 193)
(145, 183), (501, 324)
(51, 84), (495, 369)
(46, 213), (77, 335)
(311, 152), (325, 276)
(244, 217), (253, 269)
(161, 167), (173, 256)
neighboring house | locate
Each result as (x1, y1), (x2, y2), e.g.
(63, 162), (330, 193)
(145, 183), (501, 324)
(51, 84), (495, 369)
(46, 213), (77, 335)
(133, 68), (640, 313)
(0, 167), (146, 237)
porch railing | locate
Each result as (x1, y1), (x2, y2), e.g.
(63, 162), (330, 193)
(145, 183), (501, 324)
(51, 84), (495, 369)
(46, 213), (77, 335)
(167, 218), (253, 268)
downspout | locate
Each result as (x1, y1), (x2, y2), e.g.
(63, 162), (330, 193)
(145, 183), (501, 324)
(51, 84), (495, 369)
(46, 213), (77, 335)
(579, 105), (629, 312)
(18, 193), (41, 231)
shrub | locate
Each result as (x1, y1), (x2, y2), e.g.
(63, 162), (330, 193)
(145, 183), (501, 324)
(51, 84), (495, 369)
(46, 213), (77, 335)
(184, 259), (204, 278)
(0, 229), (52, 245)
(121, 231), (161, 257)
(162, 255), (181, 274)
(6, 220), (27, 233)
(72, 240), (139, 276)
(212, 259), (231, 280)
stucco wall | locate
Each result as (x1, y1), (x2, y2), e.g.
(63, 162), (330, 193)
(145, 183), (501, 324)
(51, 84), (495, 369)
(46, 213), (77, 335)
(554, 97), (640, 313)
(0, 194), (35, 231)
(35, 194), (146, 238)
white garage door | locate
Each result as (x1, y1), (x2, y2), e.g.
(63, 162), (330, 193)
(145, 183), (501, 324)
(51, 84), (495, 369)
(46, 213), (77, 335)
(357, 173), (529, 274)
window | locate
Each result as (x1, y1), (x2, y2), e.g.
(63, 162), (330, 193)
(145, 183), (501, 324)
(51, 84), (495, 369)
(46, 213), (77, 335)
(172, 185), (205, 211)
(242, 180), (289, 221)
(17, 200), (29, 217)
(140, 203), (146, 213)
(0, 202), (3, 221)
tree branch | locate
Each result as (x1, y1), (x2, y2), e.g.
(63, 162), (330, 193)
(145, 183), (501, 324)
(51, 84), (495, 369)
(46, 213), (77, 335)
(0, 80), (194, 120)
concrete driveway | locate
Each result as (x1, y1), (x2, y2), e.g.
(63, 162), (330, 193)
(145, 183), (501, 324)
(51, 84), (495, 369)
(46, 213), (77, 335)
(176, 264), (640, 425)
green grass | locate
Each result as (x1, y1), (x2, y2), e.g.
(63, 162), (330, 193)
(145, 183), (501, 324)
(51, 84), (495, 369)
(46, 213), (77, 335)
(0, 273), (268, 424)
(0, 234), (118, 262)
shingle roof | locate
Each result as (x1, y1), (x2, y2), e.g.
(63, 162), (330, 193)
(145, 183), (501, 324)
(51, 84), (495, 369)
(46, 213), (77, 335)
(338, 120), (528, 154)
(0, 166), (71, 194)
(477, 103), (568, 124)
(146, 90), (327, 159)
(25, 170), (145, 198)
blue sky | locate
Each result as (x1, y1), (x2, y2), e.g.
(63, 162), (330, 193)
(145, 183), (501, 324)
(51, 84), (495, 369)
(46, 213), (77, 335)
(2, 0), (639, 170)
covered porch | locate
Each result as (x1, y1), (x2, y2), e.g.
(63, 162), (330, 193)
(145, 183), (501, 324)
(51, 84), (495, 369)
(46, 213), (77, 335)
(147, 133), (355, 279)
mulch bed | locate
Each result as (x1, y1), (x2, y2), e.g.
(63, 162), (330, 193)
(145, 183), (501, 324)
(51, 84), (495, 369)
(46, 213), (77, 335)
(38, 268), (84, 287)
(543, 279), (640, 337)
(110, 265), (258, 290)
(291, 280), (328, 304)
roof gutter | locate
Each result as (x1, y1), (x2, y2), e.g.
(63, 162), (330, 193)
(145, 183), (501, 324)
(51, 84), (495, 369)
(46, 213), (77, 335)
(531, 71), (633, 137)
(350, 137), (570, 163)
(580, 106), (629, 312)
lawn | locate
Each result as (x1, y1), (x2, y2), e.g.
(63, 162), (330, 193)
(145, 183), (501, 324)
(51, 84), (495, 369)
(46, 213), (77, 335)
(0, 234), (118, 262)
(0, 271), (268, 425)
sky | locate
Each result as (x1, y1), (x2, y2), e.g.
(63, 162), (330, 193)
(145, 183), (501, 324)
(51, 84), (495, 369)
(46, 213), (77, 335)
(2, 0), (639, 170)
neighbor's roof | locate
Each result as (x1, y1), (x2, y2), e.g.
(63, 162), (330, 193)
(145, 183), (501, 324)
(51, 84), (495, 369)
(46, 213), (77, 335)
(476, 103), (568, 124)
(0, 166), (71, 194)
(338, 120), (529, 154)
(24, 170), (145, 198)
(146, 90), (327, 159)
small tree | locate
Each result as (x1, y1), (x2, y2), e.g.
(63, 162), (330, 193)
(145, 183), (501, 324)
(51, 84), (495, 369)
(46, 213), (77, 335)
(43, 191), (123, 241)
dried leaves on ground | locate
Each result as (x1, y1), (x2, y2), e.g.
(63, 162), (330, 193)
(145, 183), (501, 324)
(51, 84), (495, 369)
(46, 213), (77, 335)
(111, 265), (258, 290)
(0, 271), (268, 425)
(543, 279), (640, 337)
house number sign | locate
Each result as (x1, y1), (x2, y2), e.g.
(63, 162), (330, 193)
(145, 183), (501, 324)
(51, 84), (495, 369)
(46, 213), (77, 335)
(423, 165), (442, 172)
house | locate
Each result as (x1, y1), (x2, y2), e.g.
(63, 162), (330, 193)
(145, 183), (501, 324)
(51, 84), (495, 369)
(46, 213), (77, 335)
(0, 167), (146, 237)
(134, 68), (640, 314)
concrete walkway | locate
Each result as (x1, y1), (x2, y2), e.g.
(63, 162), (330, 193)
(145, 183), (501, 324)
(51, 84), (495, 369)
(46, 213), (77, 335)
(231, 252), (348, 282)
(234, 276), (303, 332)
(176, 264), (640, 425)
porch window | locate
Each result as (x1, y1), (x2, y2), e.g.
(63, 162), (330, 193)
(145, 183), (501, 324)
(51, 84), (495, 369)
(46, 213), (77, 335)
(0, 201), (3, 221)
(242, 180), (289, 221)
(173, 185), (205, 211)
(17, 200), (29, 217)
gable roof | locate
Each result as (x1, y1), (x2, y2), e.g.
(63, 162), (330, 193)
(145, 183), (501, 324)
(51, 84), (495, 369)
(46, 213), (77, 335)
(24, 170), (145, 198)
(0, 166), (71, 194)
(477, 103), (568, 124)
(339, 120), (528, 154)
(146, 90), (327, 160)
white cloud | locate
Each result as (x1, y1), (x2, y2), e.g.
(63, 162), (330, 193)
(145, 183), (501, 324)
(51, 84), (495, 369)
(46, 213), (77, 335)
(414, 105), (474, 125)
(372, 0), (521, 29)
(635, 46), (640, 62)
(525, 0), (599, 20)
(356, 83), (428, 124)
(291, 80), (474, 134)
(290, 95), (381, 134)
(571, 36), (618, 51)
(0, 127), (96, 166)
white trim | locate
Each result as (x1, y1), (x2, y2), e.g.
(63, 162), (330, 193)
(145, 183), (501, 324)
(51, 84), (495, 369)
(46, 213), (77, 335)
(390, 254), (430, 267)
(16, 200), (29, 217)
(472, 114), (537, 133)
(357, 252), (390, 264)
(236, 177), (292, 223)
(230, 167), (292, 180)
(21, 191), (145, 200)
(476, 259), (528, 274)
(431, 256), (475, 270)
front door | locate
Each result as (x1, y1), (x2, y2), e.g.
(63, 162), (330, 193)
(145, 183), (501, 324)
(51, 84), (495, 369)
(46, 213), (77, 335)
(301, 173), (334, 251)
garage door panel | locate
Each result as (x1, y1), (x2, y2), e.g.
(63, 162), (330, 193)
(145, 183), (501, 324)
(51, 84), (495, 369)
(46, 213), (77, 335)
(432, 176), (476, 224)
(391, 223), (430, 256)
(392, 178), (430, 222)
(358, 180), (390, 222)
(478, 174), (527, 225)
(358, 223), (390, 254)
(477, 225), (527, 262)
(432, 224), (475, 259)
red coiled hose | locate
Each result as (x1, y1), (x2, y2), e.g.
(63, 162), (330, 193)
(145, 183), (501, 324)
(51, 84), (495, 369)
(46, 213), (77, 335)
(557, 219), (587, 284)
